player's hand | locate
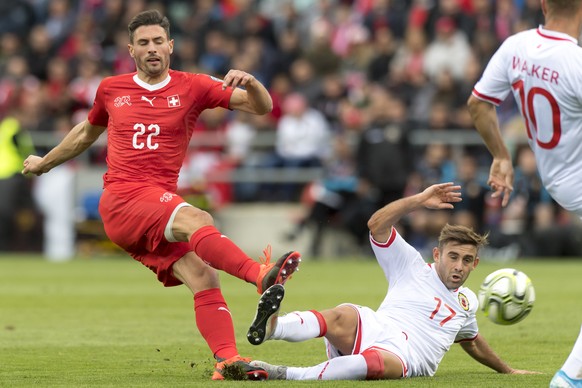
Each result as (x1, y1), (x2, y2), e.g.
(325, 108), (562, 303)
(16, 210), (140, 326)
(488, 158), (514, 207)
(421, 182), (462, 210)
(222, 69), (256, 90)
(22, 155), (47, 176)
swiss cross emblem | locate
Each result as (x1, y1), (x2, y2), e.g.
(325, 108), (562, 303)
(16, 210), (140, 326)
(167, 94), (181, 107)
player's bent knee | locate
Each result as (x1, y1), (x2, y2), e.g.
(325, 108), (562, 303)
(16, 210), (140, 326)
(361, 349), (385, 380)
(171, 206), (216, 242)
(175, 206), (214, 230)
(361, 349), (403, 380)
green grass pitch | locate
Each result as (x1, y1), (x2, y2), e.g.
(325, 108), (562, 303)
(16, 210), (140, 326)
(1, 254), (580, 387)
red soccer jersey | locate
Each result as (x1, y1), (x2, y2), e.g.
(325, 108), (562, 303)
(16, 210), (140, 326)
(88, 70), (233, 191)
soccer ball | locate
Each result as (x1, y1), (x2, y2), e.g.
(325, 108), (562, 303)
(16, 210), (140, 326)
(477, 268), (535, 325)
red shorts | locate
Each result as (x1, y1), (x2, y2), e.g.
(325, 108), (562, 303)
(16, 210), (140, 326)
(98, 182), (191, 287)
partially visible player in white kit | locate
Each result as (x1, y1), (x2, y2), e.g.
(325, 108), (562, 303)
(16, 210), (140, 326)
(467, 0), (582, 385)
(244, 183), (536, 380)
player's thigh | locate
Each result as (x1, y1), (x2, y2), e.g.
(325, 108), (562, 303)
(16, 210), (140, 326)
(172, 251), (219, 293)
(321, 305), (359, 355)
(99, 185), (186, 251)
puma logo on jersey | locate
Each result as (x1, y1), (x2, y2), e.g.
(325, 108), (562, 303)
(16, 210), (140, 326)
(141, 96), (156, 106)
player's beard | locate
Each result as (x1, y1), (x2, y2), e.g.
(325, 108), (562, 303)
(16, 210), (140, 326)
(137, 55), (168, 78)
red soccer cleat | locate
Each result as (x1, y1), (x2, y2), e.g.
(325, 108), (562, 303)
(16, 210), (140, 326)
(211, 355), (268, 381)
(255, 245), (301, 295)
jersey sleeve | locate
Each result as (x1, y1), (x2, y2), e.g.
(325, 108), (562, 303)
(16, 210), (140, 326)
(454, 288), (479, 342)
(370, 228), (426, 286)
(194, 74), (233, 111)
(472, 37), (516, 106)
(87, 78), (109, 127)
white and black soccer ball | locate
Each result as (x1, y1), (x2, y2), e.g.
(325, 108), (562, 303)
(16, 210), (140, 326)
(477, 268), (535, 325)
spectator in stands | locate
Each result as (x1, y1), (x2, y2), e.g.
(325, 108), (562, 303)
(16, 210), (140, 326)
(313, 73), (348, 133)
(346, 87), (412, 249)
(423, 16), (472, 82)
(24, 25), (55, 81)
(0, 32), (22, 75)
(0, 0), (35, 37)
(285, 133), (359, 257)
(43, 56), (73, 116)
(261, 92), (332, 201)
(389, 27), (428, 105)
(288, 57), (323, 105)
(44, 0), (76, 48)
(366, 26), (398, 83)
(0, 108), (35, 251)
(363, 0), (409, 39)
(452, 153), (488, 232)
(32, 114), (76, 261)
(414, 143), (456, 187)
(303, 19), (342, 78)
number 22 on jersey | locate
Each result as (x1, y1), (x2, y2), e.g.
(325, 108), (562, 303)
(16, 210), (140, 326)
(133, 122), (160, 150)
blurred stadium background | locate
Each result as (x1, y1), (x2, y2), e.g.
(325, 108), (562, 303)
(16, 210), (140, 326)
(1, 0), (582, 262)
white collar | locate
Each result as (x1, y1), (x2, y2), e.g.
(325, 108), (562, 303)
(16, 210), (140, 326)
(132, 73), (172, 91)
(537, 25), (578, 45)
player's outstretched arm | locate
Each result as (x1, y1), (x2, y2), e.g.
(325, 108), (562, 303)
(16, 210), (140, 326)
(367, 182), (462, 243)
(460, 334), (539, 374)
(22, 120), (106, 176)
(467, 95), (514, 207)
(224, 69), (273, 115)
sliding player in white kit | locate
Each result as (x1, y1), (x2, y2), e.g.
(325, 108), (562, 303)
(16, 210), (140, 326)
(244, 183), (536, 380)
(467, 0), (582, 385)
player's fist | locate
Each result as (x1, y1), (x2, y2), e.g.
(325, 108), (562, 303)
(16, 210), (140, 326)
(222, 69), (255, 90)
(22, 155), (47, 176)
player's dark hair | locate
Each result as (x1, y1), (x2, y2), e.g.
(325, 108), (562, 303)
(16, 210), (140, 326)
(438, 223), (489, 252)
(128, 9), (170, 43)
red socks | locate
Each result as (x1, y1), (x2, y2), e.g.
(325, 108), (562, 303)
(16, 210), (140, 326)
(189, 225), (259, 283)
(194, 288), (238, 359)
(311, 310), (328, 337)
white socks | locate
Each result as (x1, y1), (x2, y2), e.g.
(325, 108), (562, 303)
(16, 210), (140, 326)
(561, 324), (582, 379)
(286, 354), (368, 380)
(272, 310), (323, 342)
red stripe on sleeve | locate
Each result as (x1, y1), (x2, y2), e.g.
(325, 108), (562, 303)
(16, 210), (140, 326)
(370, 227), (397, 248)
(472, 89), (502, 105)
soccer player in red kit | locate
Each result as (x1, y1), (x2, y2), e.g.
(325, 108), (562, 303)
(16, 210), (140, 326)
(22, 9), (300, 381)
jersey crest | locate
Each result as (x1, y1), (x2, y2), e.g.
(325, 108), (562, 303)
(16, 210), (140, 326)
(167, 94), (181, 107)
(458, 292), (469, 311)
(114, 95), (131, 107)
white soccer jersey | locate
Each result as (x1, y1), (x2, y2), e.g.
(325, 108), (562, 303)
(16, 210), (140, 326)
(473, 26), (582, 215)
(370, 228), (479, 377)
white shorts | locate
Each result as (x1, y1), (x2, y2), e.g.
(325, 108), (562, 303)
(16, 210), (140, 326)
(324, 303), (410, 377)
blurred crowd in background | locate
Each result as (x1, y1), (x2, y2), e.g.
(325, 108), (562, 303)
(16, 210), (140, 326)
(1, 0), (581, 260)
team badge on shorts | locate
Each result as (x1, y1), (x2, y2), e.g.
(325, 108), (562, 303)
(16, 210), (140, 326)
(458, 293), (469, 311)
(160, 192), (177, 203)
